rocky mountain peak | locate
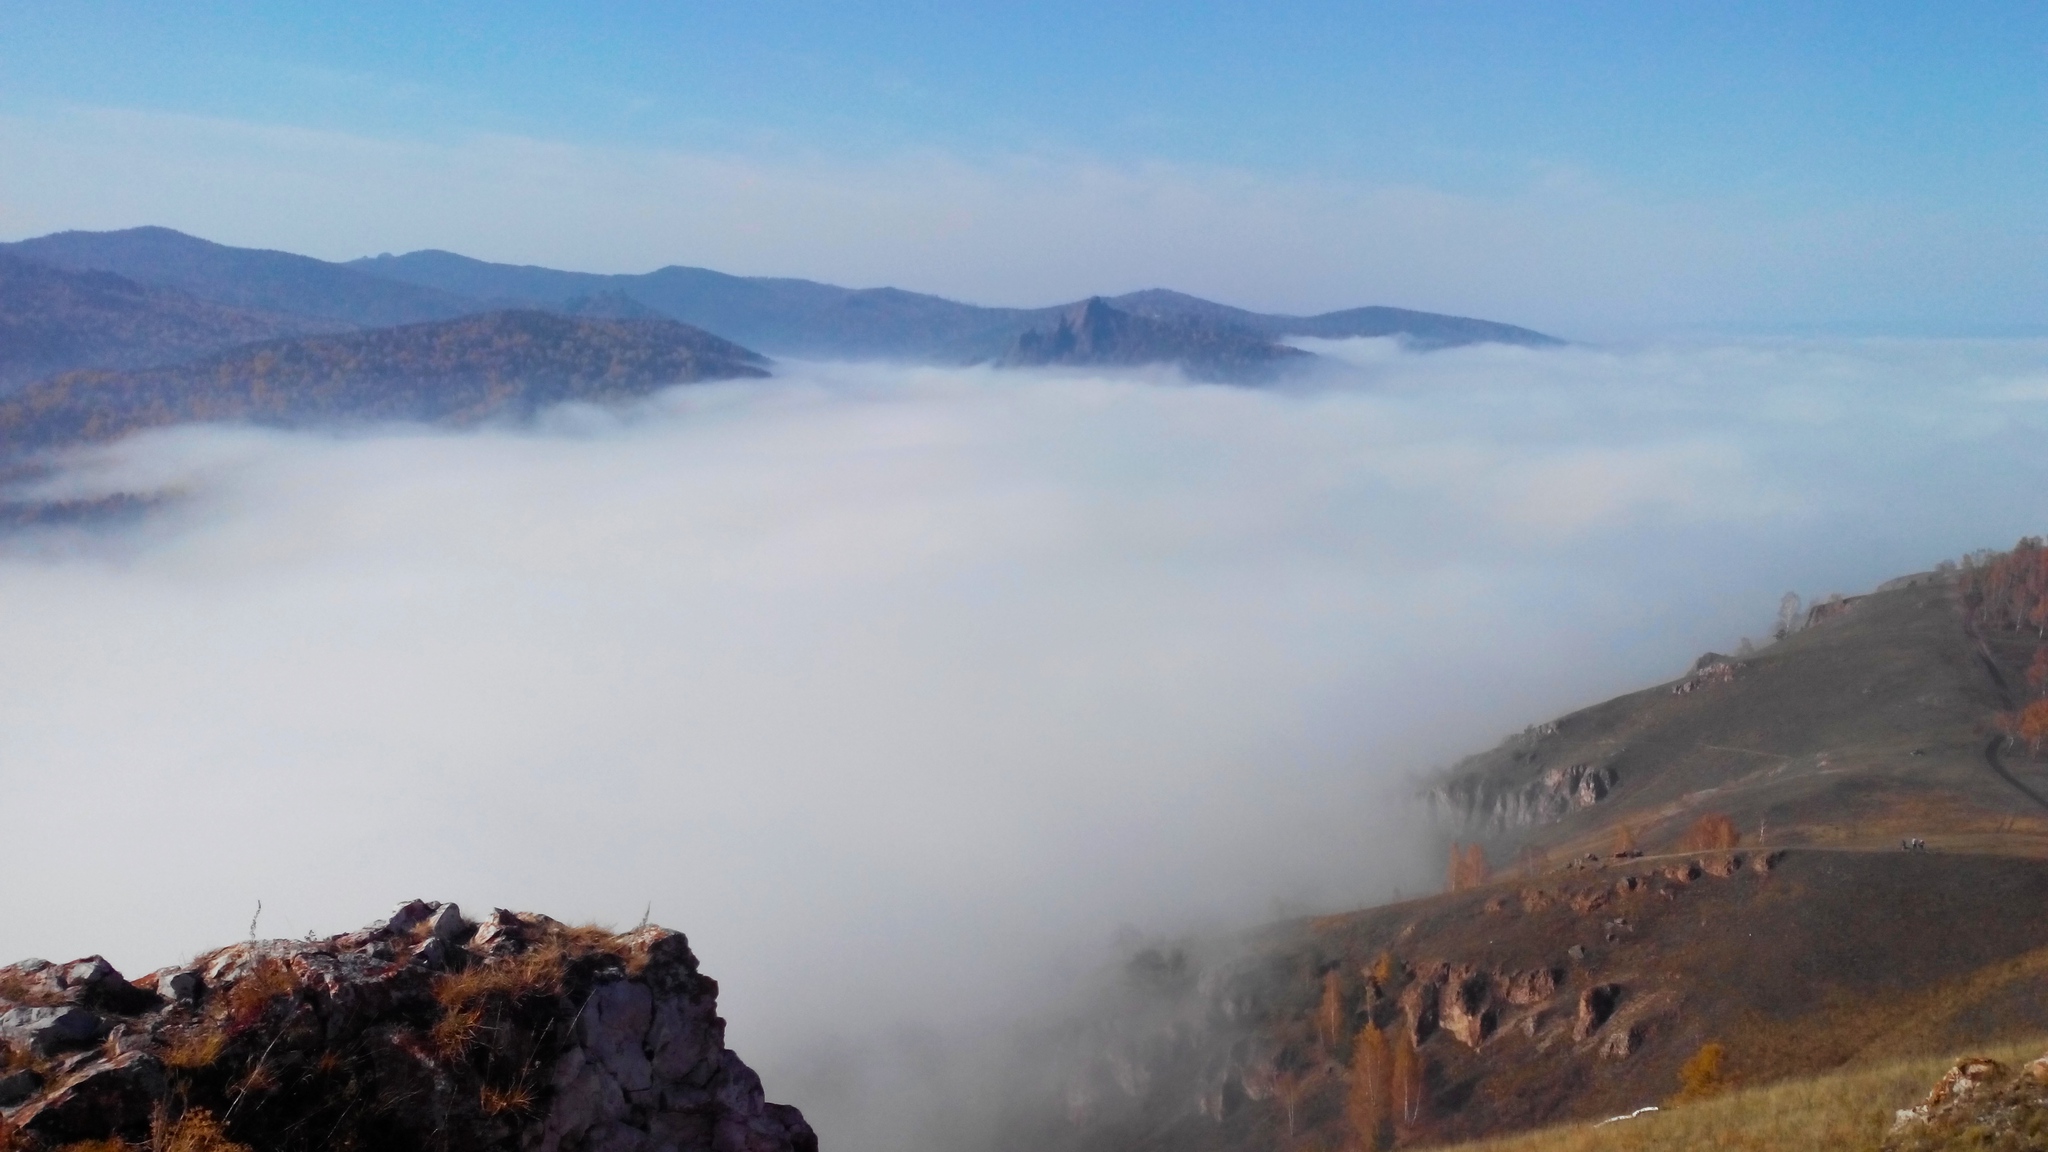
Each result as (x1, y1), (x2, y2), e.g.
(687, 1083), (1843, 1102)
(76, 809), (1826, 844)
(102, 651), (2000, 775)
(0, 901), (814, 1152)
(997, 298), (1311, 383)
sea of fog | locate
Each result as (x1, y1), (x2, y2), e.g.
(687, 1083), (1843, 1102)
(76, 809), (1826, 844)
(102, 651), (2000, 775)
(3, 336), (2048, 1149)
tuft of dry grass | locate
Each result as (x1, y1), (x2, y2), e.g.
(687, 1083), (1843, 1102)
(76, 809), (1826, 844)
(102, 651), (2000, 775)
(0, 971), (48, 1006)
(479, 1081), (535, 1116)
(435, 921), (622, 1012)
(1, 1041), (44, 1076)
(154, 1108), (253, 1152)
(431, 1006), (483, 1057)
(436, 946), (568, 1012)
(1441, 1035), (2048, 1152)
(162, 1029), (228, 1070)
(222, 959), (297, 1032)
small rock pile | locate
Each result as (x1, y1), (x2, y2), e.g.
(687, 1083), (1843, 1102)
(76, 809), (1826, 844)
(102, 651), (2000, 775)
(1887, 1053), (2048, 1151)
(0, 901), (816, 1152)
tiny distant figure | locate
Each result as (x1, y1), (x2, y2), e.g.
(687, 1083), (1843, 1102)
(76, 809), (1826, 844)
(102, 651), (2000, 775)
(1900, 837), (1927, 852)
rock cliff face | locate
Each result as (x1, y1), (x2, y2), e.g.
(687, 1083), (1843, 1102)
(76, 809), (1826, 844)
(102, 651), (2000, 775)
(1428, 760), (1618, 835)
(0, 901), (815, 1152)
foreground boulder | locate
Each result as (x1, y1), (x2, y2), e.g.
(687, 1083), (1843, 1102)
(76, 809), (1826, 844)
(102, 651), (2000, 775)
(0, 901), (815, 1152)
(1887, 1053), (2048, 1150)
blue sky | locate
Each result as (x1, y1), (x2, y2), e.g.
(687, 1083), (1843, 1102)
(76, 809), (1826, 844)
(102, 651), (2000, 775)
(2, 2), (2044, 334)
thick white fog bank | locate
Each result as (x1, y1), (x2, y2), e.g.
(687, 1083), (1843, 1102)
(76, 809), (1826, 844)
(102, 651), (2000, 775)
(4, 339), (2048, 1147)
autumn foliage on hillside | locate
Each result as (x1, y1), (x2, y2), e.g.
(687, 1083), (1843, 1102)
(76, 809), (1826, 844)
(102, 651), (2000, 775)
(1969, 538), (2048, 756)
(1447, 842), (1491, 892)
(1965, 537), (2048, 637)
(1682, 813), (1741, 852)
(0, 254), (333, 387)
(0, 309), (769, 452)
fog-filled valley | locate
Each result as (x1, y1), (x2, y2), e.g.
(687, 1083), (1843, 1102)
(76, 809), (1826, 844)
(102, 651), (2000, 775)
(4, 336), (2048, 1149)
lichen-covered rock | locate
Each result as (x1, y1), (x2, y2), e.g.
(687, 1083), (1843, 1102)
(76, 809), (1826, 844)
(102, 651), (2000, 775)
(0, 902), (815, 1152)
(1886, 1054), (2048, 1150)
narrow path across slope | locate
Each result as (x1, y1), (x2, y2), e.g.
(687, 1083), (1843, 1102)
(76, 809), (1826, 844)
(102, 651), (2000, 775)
(1968, 622), (2048, 814)
(1984, 734), (2048, 815)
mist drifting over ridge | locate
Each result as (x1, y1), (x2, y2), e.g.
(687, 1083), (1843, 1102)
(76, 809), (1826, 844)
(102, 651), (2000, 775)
(5, 336), (2048, 1148)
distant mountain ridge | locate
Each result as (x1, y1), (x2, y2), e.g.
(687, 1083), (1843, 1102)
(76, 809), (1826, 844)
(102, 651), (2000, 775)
(0, 255), (342, 388)
(0, 310), (766, 452)
(0, 226), (1566, 448)
(2, 227), (473, 328)
(352, 247), (1563, 360)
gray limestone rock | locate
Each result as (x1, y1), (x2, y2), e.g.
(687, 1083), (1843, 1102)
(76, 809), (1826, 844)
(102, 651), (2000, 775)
(0, 1005), (103, 1053)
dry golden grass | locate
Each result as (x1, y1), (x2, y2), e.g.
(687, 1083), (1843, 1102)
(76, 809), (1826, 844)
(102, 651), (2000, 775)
(1442, 1035), (2048, 1152)
(0, 1042), (40, 1076)
(161, 1029), (227, 1069)
(434, 921), (622, 1012)
(431, 1005), (483, 1057)
(435, 946), (568, 1012)
(222, 959), (297, 1031)
(479, 1081), (536, 1116)
(0, 971), (56, 1006)
(154, 1108), (253, 1152)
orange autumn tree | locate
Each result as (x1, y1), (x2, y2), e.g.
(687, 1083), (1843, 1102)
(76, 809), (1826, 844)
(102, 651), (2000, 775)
(1347, 1023), (1391, 1151)
(1682, 813), (1740, 851)
(1316, 969), (1346, 1053)
(2021, 700), (2048, 756)
(1674, 1041), (1730, 1102)
(1964, 537), (2048, 636)
(1446, 843), (1491, 892)
(1391, 1027), (1423, 1127)
(1269, 1065), (1323, 1138)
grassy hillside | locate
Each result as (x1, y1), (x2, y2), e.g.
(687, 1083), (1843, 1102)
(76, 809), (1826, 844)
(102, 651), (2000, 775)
(1429, 572), (2048, 864)
(1442, 1034), (2048, 1152)
(0, 309), (768, 452)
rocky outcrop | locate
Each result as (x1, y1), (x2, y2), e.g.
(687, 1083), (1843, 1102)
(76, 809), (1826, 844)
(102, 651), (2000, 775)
(1887, 1053), (2048, 1150)
(1572, 985), (1620, 1041)
(0, 901), (814, 1152)
(1399, 971), (1442, 1048)
(1430, 762), (1619, 835)
(1670, 661), (1743, 695)
(1438, 967), (1496, 1050)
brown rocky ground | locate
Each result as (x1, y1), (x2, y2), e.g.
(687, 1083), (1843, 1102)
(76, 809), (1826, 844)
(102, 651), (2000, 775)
(1007, 849), (2048, 1152)
(0, 901), (813, 1152)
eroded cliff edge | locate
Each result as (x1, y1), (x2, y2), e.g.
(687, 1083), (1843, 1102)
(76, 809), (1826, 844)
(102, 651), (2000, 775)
(0, 900), (816, 1152)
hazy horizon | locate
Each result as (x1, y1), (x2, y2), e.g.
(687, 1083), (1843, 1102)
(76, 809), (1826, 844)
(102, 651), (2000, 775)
(6, 4), (2047, 339)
